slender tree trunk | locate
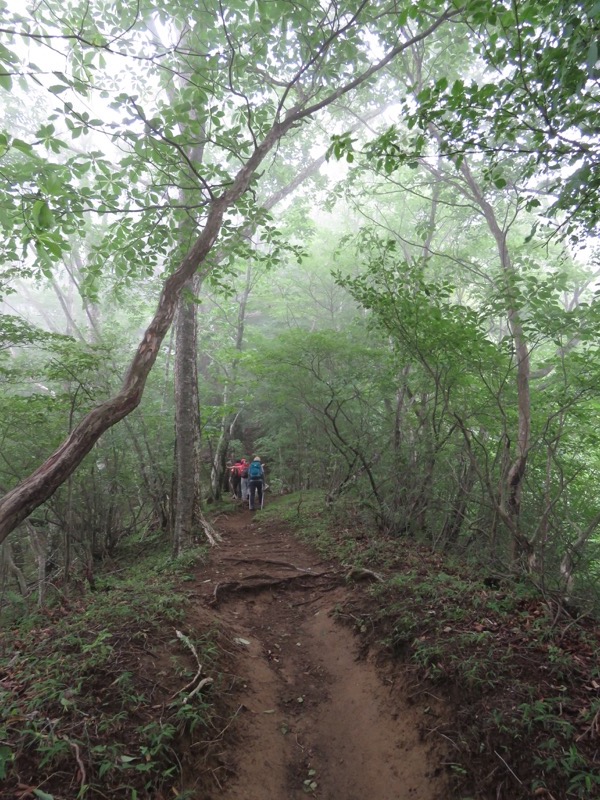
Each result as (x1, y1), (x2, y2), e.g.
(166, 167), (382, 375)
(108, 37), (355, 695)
(441, 456), (475, 549)
(209, 264), (252, 498)
(50, 277), (87, 340)
(560, 509), (600, 600)
(457, 159), (532, 564)
(1, 541), (28, 596)
(26, 522), (48, 607)
(210, 399), (241, 500)
(173, 274), (201, 555)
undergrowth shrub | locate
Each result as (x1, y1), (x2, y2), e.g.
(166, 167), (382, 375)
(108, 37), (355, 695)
(0, 541), (222, 799)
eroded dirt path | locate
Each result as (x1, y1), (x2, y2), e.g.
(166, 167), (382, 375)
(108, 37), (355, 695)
(188, 506), (449, 800)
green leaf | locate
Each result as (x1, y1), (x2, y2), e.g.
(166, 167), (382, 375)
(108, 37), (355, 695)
(38, 238), (63, 258)
(0, 744), (12, 780)
(11, 138), (33, 154)
(0, 73), (11, 91)
(32, 200), (45, 227)
(587, 40), (598, 75)
(0, 42), (19, 64)
(33, 791), (55, 800)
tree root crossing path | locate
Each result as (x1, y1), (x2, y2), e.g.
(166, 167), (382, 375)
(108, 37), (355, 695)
(187, 506), (449, 800)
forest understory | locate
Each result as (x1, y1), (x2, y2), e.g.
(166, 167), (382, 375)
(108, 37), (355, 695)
(1, 493), (599, 800)
(2, 2), (600, 797)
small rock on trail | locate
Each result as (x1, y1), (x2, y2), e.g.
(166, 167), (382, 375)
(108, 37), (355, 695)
(189, 505), (449, 800)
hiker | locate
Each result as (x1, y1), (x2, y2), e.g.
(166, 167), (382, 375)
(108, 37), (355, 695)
(247, 456), (265, 511)
(230, 459), (244, 499)
(240, 458), (250, 503)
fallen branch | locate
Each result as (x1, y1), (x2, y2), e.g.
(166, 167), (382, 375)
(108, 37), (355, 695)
(186, 676), (214, 702)
(171, 629), (213, 702)
(199, 511), (222, 545)
(424, 726), (460, 751)
(343, 565), (385, 583)
(62, 735), (86, 797)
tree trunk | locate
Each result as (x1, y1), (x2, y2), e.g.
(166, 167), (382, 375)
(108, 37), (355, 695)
(441, 456), (475, 549)
(173, 275), (201, 555)
(457, 159), (531, 564)
(26, 522), (48, 607)
(1, 541), (28, 597)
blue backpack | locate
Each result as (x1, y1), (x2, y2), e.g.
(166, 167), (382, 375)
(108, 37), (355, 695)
(248, 461), (262, 479)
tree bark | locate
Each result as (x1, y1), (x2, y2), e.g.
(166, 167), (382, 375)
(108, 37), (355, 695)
(26, 521), (48, 607)
(1, 541), (28, 597)
(457, 159), (531, 562)
(173, 274), (201, 555)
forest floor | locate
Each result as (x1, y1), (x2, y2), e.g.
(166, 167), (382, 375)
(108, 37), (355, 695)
(3, 493), (599, 800)
(184, 503), (449, 800)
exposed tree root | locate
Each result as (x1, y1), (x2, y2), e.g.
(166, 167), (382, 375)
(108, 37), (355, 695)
(211, 571), (338, 605)
(210, 562), (383, 605)
(222, 557), (323, 572)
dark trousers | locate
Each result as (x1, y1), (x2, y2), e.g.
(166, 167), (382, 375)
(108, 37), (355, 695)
(248, 479), (263, 509)
(232, 473), (241, 498)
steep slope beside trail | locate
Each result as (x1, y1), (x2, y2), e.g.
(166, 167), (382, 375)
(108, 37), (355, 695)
(186, 506), (449, 800)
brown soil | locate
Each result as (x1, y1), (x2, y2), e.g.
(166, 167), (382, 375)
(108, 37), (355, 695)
(185, 506), (450, 800)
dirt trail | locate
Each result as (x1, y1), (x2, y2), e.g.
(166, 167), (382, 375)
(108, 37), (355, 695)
(189, 506), (449, 800)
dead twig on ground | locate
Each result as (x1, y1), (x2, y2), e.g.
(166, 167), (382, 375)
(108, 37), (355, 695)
(576, 708), (600, 742)
(291, 595), (325, 607)
(494, 750), (523, 785)
(342, 565), (384, 583)
(171, 629), (202, 698)
(62, 735), (86, 796)
(193, 704), (245, 747)
(425, 726), (460, 750)
(186, 676), (214, 701)
(171, 629), (213, 702)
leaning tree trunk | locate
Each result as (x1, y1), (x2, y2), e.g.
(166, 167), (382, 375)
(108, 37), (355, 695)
(0, 10), (454, 544)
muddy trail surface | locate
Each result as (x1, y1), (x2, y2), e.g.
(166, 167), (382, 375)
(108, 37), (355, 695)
(187, 505), (450, 800)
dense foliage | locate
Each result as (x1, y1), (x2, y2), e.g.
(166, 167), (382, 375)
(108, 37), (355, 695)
(0, 4), (599, 799)
(0, 0), (598, 688)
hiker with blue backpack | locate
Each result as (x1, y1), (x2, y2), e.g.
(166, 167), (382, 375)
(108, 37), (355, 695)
(247, 456), (265, 510)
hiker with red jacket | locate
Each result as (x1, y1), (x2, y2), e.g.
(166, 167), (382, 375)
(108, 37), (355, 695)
(230, 459), (245, 499)
(247, 456), (265, 511)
